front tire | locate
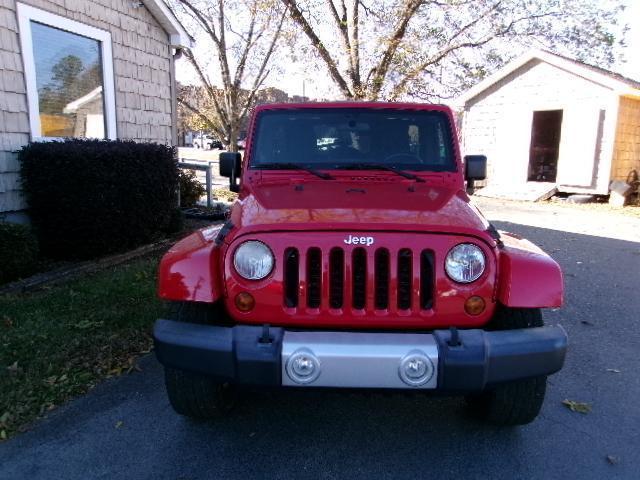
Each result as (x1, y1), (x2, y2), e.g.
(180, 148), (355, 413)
(163, 302), (236, 419)
(465, 306), (547, 426)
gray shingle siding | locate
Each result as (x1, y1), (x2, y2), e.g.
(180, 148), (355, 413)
(0, 0), (176, 216)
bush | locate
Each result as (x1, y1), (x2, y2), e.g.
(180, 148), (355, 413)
(0, 222), (39, 284)
(165, 207), (185, 234)
(19, 139), (178, 259)
(179, 169), (206, 207)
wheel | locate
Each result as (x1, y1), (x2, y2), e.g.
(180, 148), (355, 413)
(465, 306), (547, 426)
(163, 302), (236, 419)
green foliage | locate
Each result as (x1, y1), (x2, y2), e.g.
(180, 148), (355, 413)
(19, 140), (178, 260)
(0, 223), (39, 285)
(0, 256), (163, 439)
(179, 169), (206, 207)
(165, 207), (185, 234)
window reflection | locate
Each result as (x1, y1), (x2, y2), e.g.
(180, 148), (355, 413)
(31, 21), (105, 138)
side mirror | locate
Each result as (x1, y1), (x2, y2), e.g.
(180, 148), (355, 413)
(464, 155), (487, 181)
(219, 152), (242, 193)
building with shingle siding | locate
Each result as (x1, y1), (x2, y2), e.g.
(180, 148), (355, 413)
(0, 0), (192, 222)
(457, 50), (640, 199)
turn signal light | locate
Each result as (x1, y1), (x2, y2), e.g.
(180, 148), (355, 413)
(235, 292), (255, 312)
(464, 296), (485, 315)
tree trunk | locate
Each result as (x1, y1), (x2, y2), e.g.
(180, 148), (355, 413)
(227, 124), (239, 153)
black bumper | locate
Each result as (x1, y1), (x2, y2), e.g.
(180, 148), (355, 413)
(153, 320), (567, 391)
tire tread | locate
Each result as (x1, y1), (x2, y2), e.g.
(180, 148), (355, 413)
(163, 302), (235, 419)
(466, 306), (547, 426)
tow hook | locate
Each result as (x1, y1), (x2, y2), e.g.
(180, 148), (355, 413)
(448, 327), (462, 347)
(259, 324), (273, 344)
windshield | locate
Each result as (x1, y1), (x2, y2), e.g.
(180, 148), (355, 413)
(250, 108), (456, 172)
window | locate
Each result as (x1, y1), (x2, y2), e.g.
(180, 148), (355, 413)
(251, 108), (455, 171)
(17, 3), (116, 140)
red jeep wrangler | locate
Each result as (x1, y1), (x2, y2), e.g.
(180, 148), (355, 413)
(154, 103), (567, 425)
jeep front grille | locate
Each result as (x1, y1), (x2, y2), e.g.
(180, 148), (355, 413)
(283, 246), (435, 312)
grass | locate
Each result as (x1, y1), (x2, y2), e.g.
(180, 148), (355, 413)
(0, 255), (164, 440)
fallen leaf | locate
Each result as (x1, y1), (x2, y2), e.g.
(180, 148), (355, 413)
(0, 430), (6, 440)
(2, 316), (12, 328)
(606, 455), (619, 465)
(562, 399), (591, 414)
(115, 420), (123, 429)
(606, 368), (621, 373)
(576, 261), (583, 264)
(249, 432), (256, 437)
(0, 411), (10, 426)
(581, 320), (594, 326)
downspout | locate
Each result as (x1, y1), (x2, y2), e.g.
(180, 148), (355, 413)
(169, 47), (183, 146)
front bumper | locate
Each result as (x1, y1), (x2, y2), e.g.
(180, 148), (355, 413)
(153, 320), (567, 391)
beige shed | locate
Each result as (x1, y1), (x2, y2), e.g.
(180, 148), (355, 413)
(456, 50), (640, 200)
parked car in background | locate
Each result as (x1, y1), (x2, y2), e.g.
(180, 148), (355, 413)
(193, 134), (223, 150)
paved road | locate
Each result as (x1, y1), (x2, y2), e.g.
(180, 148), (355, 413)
(2, 209), (640, 479)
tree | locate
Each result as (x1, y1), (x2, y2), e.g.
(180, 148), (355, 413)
(39, 55), (103, 113)
(281, 0), (623, 101)
(171, 0), (288, 151)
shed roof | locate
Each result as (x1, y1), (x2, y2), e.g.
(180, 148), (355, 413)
(457, 49), (640, 105)
(142, 0), (194, 49)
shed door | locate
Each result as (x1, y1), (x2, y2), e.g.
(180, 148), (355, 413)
(556, 107), (605, 187)
(493, 108), (532, 185)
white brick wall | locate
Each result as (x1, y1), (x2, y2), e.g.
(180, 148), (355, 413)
(0, 0), (175, 215)
(461, 59), (619, 194)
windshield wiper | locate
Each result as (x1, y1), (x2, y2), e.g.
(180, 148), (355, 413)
(253, 162), (334, 180)
(338, 163), (425, 182)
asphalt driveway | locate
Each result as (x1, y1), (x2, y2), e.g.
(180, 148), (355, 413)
(2, 204), (640, 479)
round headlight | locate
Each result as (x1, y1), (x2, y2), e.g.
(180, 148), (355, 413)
(233, 241), (274, 280)
(445, 243), (485, 283)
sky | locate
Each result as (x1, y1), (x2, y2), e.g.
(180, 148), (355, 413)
(620, 0), (640, 79)
(175, 1), (640, 100)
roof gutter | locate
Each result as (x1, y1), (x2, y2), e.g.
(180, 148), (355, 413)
(142, 0), (194, 49)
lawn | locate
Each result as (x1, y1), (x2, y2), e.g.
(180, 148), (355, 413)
(0, 255), (164, 440)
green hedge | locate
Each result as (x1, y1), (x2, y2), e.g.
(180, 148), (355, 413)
(0, 222), (39, 284)
(19, 139), (178, 259)
(178, 169), (206, 207)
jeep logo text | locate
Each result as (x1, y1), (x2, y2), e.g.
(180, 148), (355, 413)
(344, 235), (374, 246)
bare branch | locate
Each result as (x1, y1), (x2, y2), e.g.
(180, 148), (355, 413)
(233, 3), (258, 89)
(351, 0), (361, 95)
(389, 6), (562, 100)
(368, 0), (423, 99)
(239, 7), (289, 119)
(182, 49), (229, 126)
(177, 97), (225, 138)
(282, 0), (354, 98)
(176, 0), (220, 45)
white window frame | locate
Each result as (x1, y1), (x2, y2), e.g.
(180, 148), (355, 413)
(16, 2), (117, 140)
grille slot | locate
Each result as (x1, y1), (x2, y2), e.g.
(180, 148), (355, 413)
(352, 248), (367, 309)
(374, 248), (390, 309)
(329, 248), (344, 308)
(283, 248), (299, 307)
(420, 250), (435, 309)
(306, 248), (322, 308)
(282, 244), (435, 313)
(397, 248), (412, 310)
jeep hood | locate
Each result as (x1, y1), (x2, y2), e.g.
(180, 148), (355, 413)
(229, 181), (491, 238)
